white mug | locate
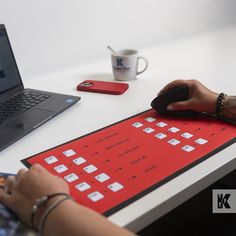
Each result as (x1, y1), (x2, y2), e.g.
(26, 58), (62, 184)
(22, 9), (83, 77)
(111, 49), (148, 81)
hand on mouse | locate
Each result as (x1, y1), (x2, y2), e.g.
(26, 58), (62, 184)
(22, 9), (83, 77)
(159, 80), (218, 114)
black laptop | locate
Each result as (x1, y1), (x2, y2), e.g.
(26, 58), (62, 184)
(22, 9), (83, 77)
(0, 24), (80, 151)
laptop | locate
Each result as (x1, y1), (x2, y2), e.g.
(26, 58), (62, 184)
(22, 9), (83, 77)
(0, 24), (81, 151)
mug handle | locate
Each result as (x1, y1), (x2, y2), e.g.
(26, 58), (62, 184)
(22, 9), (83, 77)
(137, 57), (148, 75)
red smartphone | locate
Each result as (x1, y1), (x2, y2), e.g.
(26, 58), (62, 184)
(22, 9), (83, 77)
(76, 80), (129, 95)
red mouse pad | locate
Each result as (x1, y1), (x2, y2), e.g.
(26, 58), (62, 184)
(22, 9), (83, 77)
(22, 110), (236, 216)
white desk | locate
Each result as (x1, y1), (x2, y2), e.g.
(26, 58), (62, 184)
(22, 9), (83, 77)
(1, 26), (236, 232)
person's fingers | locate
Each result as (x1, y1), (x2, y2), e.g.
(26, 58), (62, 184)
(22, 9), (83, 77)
(5, 175), (16, 184)
(0, 183), (14, 206)
(0, 188), (6, 204)
(30, 163), (44, 173)
(158, 79), (189, 95)
(16, 168), (27, 180)
(5, 175), (17, 194)
(167, 100), (193, 111)
(0, 187), (4, 200)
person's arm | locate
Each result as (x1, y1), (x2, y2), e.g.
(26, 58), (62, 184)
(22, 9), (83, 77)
(0, 164), (135, 236)
(158, 79), (236, 123)
(41, 198), (134, 236)
(222, 96), (236, 122)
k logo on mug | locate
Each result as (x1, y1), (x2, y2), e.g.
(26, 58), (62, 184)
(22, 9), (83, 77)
(111, 49), (148, 81)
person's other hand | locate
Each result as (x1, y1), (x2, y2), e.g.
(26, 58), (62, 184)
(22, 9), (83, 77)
(0, 164), (69, 227)
(159, 79), (218, 113)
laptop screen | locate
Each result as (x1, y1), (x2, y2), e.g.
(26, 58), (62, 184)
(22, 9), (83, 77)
(0, 25), (23, 95)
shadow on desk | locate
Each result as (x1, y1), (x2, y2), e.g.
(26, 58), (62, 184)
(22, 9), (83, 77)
(138, 170), (236, 236)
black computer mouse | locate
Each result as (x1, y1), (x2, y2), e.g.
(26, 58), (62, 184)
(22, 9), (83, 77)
(151, 85), (198, 117)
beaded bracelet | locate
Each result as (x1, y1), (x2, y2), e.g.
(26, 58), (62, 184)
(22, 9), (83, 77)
(216, 92), (227, 119)
(31, 192), (69, 230)
(38, 195), (71, 235)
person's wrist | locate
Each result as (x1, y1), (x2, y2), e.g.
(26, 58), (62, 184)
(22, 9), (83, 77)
(216, 93), (227, 119)
(222, 95), (230, 116)
(33, 195), (69, 230)
(33, 196), (59, 229)
(42, 198), (79, 235)
(205, 92), (219, 114)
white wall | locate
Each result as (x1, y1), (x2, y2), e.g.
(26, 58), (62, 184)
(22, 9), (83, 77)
(0, 0), (236, 78)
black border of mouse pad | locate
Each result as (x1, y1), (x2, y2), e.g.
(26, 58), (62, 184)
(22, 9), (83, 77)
(21, 109), (236, 217)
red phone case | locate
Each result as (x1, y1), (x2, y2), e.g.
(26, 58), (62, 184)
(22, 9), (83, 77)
(76, 80), (129, 95)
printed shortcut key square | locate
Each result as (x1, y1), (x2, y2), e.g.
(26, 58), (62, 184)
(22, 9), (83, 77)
(73, 157), (86, 165)
(108, 182), (124, 192)
(181, 132), (193, 139)
(168, 139), (180, 146)
(181, 145), (195, 152)
(143, 127), (155, 133)
(84, 164), (98, 174)
(132, 122), (143, 128)
(54, 164), (68, 173)
(88, 191), (104, 202)
(155, 133), (167, 139)
(75, 182), (91, 192)
(95, 173), (110, 183)
(64, 173), (79, 183)
(145, 117), (156, 122)
(168, 127), (180, 133)
(156, 122), (167, 128)
(44, 156), (58, 164)
(63, 149), (76, 157)
(195, 138), (208, 145)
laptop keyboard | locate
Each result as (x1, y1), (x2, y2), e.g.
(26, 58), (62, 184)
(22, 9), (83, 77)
(0, 91), (51, 123)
